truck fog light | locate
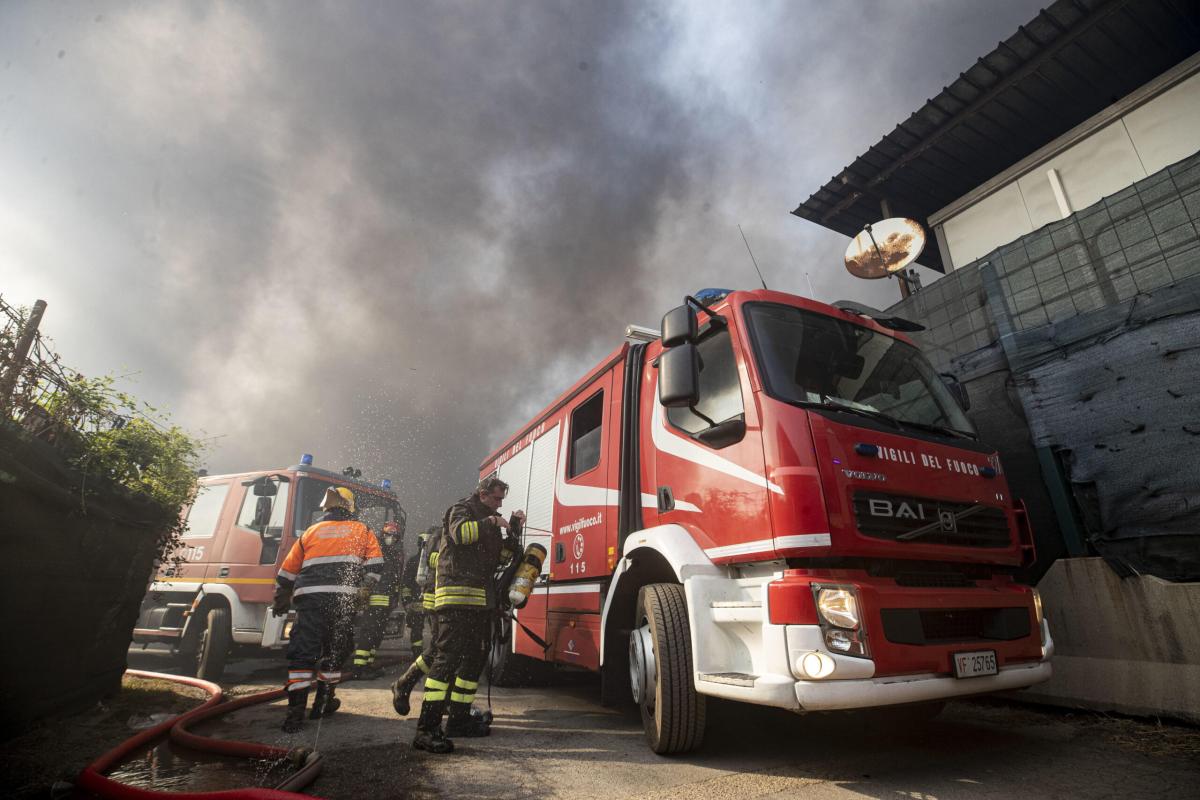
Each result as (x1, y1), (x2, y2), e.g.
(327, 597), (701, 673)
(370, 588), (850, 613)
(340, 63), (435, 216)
(826, 629), (853, 652)
(824, 627), (869, 657)
(796, 651), (835, 679)
(816, 587), (860, 630)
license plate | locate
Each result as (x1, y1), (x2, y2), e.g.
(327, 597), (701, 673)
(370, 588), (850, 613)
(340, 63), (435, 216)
(953, 649), (998, 678)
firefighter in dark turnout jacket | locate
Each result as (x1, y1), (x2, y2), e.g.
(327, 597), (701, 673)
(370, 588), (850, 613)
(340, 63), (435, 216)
(411, 477), (523, 754)
(350, 519), (406, 679)
(273, 487), (384, 733)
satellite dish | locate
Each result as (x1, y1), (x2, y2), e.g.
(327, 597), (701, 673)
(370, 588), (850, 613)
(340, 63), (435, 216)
(844, 218), (926, 280)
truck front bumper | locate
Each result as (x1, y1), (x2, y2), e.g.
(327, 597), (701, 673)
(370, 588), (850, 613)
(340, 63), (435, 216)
(793, 659), (1051, 711)
(687, 574), (1054, 713)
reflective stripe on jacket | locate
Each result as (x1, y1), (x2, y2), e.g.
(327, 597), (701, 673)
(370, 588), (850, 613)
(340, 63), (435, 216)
(276, 512), (384, 597)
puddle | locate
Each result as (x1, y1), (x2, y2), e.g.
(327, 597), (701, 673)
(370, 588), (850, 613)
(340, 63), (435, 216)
(103, 740), (293, 792)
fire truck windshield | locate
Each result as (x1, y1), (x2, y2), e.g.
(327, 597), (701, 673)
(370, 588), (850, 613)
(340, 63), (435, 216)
(293, 477), (402, 537)
(744, 302), (976, 438)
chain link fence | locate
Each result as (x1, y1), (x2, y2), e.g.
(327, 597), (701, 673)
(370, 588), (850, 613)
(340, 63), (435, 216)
(893, 149), (1200, 372)
(0, 295), (128, 443)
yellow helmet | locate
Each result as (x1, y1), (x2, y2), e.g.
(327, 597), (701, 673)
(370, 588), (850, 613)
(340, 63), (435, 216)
(320, 486), (356, 514)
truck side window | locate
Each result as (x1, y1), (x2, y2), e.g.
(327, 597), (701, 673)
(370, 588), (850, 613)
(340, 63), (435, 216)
(568, 391), (603, 478)
(235, 479), (291, 565)
(182, 483), (231, 539)
(667, 328), (743, 436)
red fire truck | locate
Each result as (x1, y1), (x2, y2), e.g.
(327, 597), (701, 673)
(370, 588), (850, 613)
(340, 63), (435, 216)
(132, 457), (405, 680)
(483, 288), (1052, 753)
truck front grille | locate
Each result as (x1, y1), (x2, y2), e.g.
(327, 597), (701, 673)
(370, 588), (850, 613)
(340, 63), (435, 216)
(853, 492), (1010, 548)
(881, 607), (1031, 645)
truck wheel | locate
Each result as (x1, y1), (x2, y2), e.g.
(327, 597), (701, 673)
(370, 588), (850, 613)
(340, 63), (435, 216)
(631, 583), (705, 754)
(194, 607), (231, 682)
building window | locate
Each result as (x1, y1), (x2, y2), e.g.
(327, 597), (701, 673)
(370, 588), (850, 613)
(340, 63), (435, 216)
(568, 391), (604, 478)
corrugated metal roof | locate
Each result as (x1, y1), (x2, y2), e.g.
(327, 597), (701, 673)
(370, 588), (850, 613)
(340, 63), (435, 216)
(791, 0), (1200, 273)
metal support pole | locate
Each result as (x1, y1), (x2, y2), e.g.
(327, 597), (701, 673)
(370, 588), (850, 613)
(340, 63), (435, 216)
(0, 299), (47, 413)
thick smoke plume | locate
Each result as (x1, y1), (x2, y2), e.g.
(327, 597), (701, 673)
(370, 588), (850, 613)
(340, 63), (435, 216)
(0, 1), (1044, 526)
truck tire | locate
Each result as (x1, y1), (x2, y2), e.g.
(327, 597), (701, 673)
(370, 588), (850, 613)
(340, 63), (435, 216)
(194, 607), (231, 682)
(632, 583), (705, 754)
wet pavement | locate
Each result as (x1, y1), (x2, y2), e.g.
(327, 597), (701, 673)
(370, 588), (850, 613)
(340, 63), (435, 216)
(126, 644), (1200, 799)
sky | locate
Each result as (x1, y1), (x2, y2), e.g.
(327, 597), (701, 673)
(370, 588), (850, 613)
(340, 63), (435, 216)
(0, 0), (1046, 527)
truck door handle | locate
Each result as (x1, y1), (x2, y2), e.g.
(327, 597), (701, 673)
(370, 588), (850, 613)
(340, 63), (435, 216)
(657, 486), (675, 513)
(554, 543), (566, 563)
(218, 567), (230, 578)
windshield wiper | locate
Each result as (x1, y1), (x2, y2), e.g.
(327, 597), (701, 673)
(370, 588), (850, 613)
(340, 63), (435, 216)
(803, 397), (977, 441)
(896, 418), (978, 441)
(804, 396), (904, 430)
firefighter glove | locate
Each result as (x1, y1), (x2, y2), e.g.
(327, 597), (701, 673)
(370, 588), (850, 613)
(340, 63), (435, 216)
(271, 589), (292, 616)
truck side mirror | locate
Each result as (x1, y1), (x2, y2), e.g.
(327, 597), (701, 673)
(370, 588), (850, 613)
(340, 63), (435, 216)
(659, 344), (700, 407)
(253, 496), (274, 530)
(661, 305), (697, 348)
(251, 476), (278, 497)
(940, 373), (970, 411)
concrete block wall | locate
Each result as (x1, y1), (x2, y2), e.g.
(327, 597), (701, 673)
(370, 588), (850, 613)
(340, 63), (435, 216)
(1022, 558), (1200, 723)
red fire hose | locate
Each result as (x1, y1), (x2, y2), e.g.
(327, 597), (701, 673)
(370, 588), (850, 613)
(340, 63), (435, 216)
(76, 670), (323, 799)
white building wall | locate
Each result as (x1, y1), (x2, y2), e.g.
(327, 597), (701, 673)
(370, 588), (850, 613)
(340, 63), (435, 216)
(933, 56), (1200, 271)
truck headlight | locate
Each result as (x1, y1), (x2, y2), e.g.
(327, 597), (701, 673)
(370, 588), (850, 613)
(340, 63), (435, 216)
(1031, 587), (1043, 626)
(816, 587), (860, 630)
(812, 584), (870, 658)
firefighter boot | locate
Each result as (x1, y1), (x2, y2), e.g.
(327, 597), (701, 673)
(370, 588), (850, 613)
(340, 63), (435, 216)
(446, 703), (491, 738)
(412, 728), (455, 754)
(309, 683), (342, 720)
(282, 689), (308, 733)
(391, 661), (423, 716)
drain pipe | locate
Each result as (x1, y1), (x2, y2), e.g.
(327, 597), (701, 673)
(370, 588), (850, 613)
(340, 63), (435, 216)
(76, 669), (323, 800)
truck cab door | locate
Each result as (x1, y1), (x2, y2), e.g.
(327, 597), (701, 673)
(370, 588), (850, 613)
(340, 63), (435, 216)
(648, 322), (772, 560)
(222, 476), (291, 567)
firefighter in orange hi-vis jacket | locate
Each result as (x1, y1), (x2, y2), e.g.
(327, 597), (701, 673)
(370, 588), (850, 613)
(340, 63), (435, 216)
(273, 486), (384, 733)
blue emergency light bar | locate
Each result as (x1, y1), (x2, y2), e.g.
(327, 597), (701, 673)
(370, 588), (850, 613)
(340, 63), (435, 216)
(300, 453), (314, 466)
(382, 479), (392, 490)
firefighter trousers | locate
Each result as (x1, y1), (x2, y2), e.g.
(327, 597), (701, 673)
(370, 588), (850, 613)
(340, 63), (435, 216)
(351, 591), (395, 668)
(413, 607), (440, 674)
(285, 594), (356, 692)
(416, 608), (489, 732)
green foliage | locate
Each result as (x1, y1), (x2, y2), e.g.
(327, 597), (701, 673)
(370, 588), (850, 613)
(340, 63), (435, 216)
(45, 374), (204, 561)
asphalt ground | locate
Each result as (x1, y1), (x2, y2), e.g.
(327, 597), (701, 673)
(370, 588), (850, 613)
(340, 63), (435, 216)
(127, 643), (1200, 800)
